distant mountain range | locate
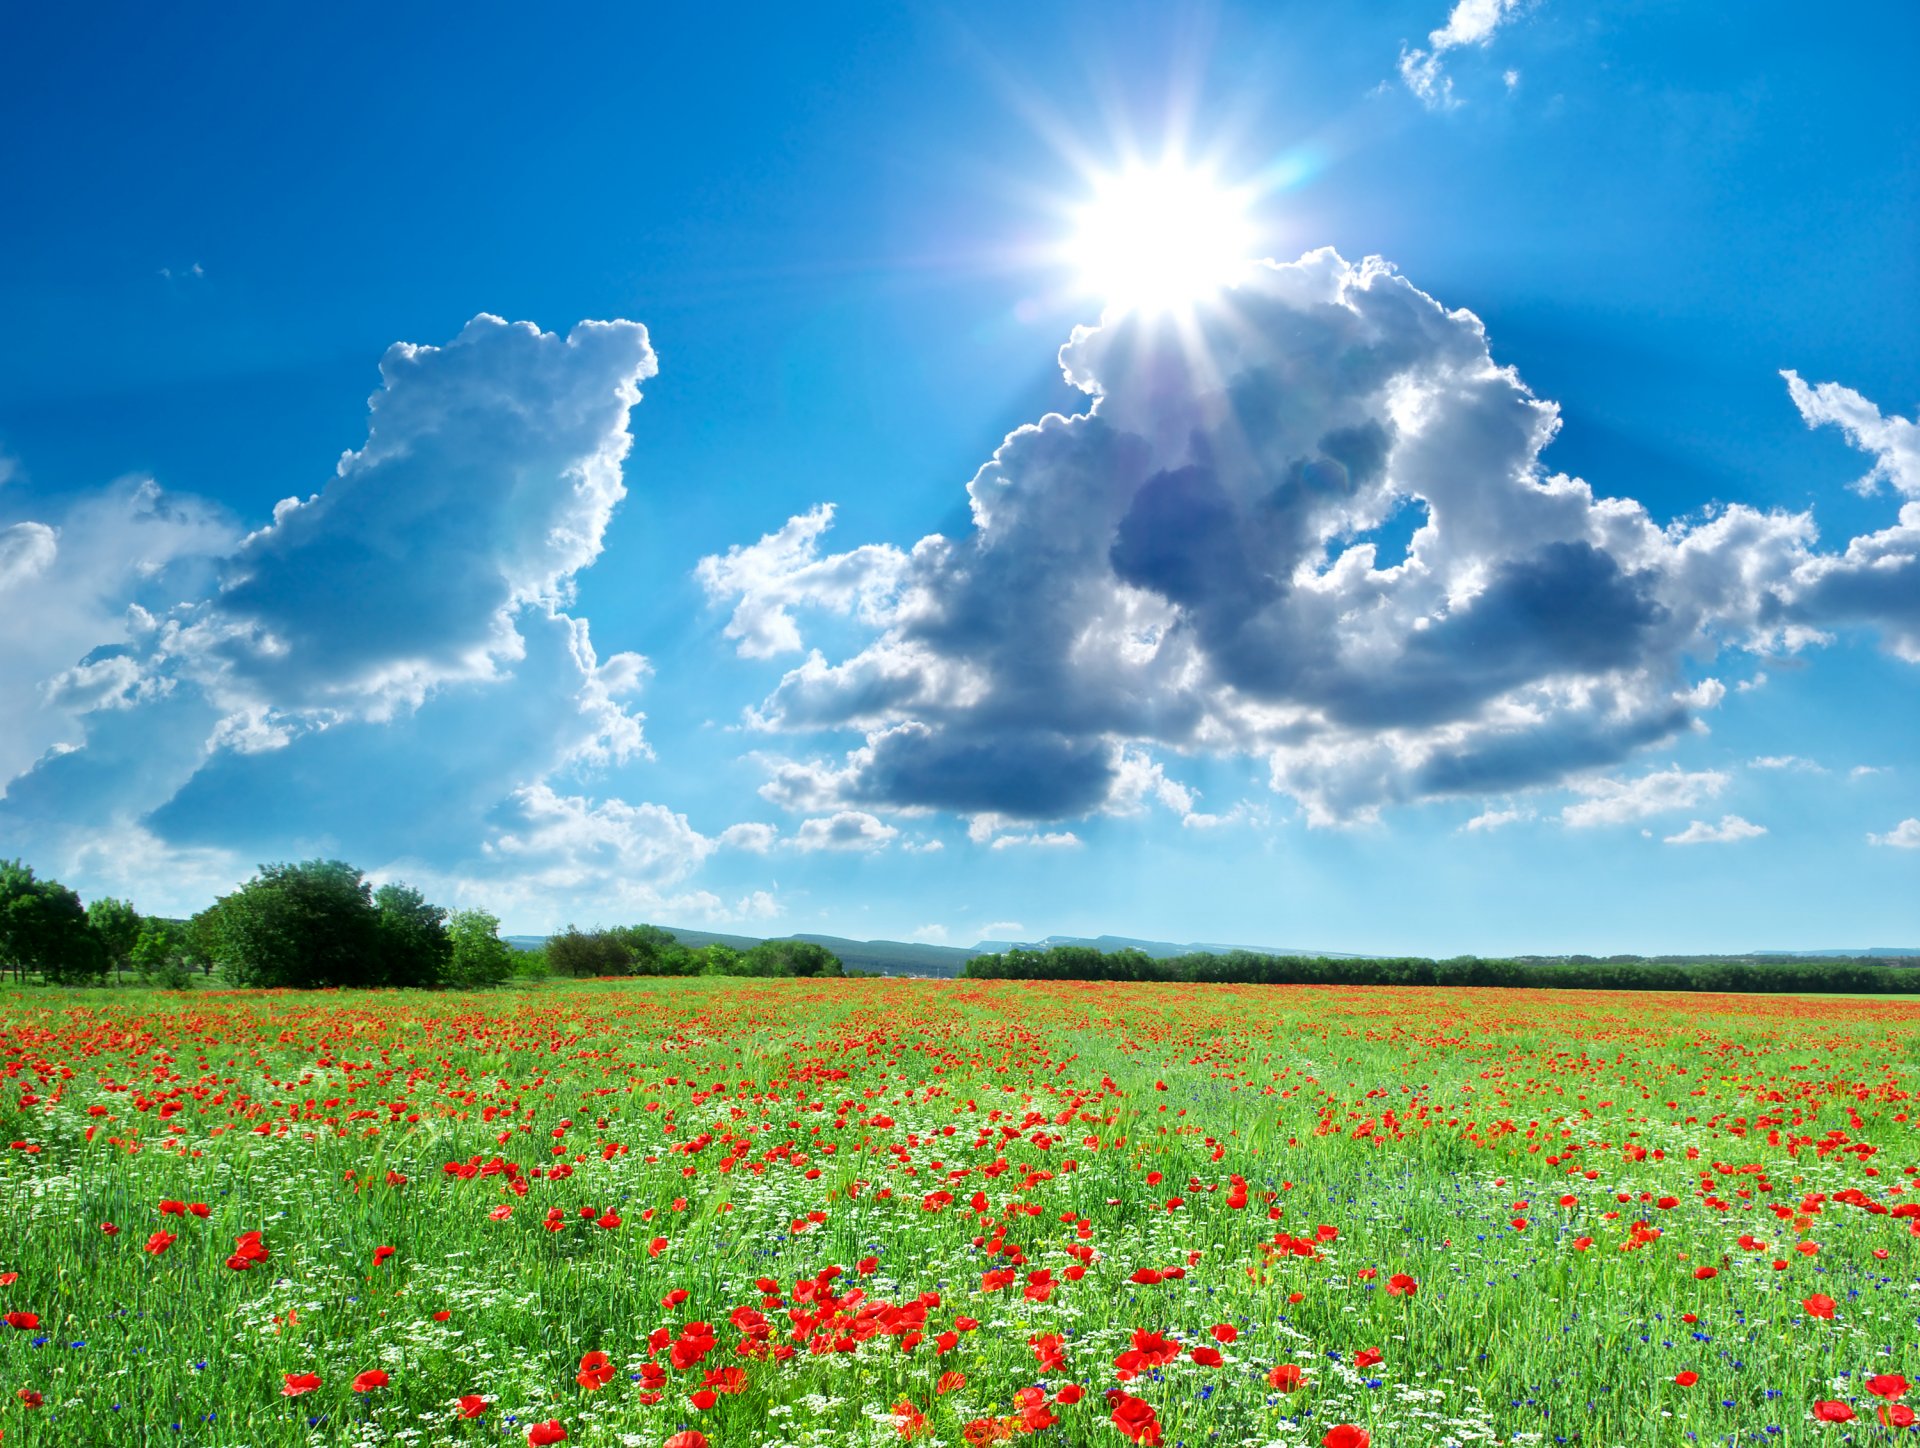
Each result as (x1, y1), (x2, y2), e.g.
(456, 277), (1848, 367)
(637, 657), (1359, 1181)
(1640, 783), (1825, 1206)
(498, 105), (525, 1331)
(500, 929), (1918, 979)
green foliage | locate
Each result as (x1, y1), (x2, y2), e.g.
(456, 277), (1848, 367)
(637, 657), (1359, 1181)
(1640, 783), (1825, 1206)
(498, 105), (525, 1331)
(961, 944), (1920, 993)
(373, 882), (452, 987)
(445, 909), (516, 988)
(540, 926), (846, 980)
(545, 926), (637, 978)
(194, 859), (449, 989)
(86, 896), (142, 976)
(743, 938), (844, 978)
(0, 857), (108, 985)
(129, 919), (203, 989)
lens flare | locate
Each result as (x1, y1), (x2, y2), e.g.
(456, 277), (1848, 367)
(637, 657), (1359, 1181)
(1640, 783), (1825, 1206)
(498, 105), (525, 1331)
(1065, 163), (1254, 316)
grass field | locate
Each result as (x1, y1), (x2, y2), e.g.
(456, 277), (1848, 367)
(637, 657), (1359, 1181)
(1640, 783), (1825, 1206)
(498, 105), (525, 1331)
(3, 979), (1917, 1448)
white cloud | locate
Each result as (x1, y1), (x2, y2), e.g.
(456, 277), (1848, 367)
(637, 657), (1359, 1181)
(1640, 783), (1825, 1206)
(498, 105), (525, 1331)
(989, 831), (1082, 850)
(718, 821), (779, 853)
(980, 921), (1025, 938)
(1561, 767), (1729, 828)
(1748, 754), (1823, 773)
(790, 810), (898, 852)
(1463, 805), (1532, 832)
(1868, 818), (1920, 849)
(695, 503), (909, 658)
(1400, 0), (1531, 109)
(0, 316), (723, 932)
(0, 520), (57, 589)
(1663, 814), (1767, 845)
(708, 251), (1914, 835)
(901, 837), (945, 853)
(1851, 765), (1889, 779)
(1783, 371), (1920, 498)
(908, 923), (950, 944)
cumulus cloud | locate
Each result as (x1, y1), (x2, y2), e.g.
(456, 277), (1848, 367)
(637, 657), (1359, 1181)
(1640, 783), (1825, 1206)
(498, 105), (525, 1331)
(1400, 0), (1531, 109)
(1663, 814), (1767, 845)
(0, 315), (730, 926)
(1868, 818), (1920, 849)
(718, 821), (780, 853)
(0, 479), (236, 785)
(790, 810), (899, 852)
(704, 251), (1913, 832)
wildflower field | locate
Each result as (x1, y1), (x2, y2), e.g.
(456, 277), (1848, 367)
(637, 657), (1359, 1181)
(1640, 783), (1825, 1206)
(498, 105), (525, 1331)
(3, 979), (1918, 1448)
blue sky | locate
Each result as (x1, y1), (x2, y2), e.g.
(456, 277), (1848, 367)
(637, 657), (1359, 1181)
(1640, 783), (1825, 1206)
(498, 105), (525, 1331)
(1, 0), (1916, 953)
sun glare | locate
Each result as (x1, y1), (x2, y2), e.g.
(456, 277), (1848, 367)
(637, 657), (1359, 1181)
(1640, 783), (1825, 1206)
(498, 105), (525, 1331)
(1066, 163), (1254, 316)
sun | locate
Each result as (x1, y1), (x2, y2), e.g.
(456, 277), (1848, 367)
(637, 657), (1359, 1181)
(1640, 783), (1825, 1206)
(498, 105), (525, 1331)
(1065, 162), (1254, 316)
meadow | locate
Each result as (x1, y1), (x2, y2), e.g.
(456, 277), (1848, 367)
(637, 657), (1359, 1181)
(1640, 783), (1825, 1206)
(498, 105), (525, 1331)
(2, 979), (1917, 1448)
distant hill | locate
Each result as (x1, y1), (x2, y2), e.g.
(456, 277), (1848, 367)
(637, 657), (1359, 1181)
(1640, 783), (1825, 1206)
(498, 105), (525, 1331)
(500, 929), (1916, 978)
(504, 927), (1361, 977)
(974, 932), (1365, 960)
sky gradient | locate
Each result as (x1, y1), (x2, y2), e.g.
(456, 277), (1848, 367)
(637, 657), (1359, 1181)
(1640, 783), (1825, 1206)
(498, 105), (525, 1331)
(1, 1), (1916, 953)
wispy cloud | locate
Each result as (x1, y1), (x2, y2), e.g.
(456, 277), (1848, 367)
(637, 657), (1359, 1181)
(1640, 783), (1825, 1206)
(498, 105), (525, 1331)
(1400, 0), (1532, 109)
(1562, 768), (1729, 829)
(1664, 815), (1767, 846)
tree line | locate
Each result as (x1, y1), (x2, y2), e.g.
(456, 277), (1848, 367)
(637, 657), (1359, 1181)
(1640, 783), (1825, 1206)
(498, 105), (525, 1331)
(0, 856), (846, 990)
(961, 944), (1920, 994)
(536, 925), (842, 980)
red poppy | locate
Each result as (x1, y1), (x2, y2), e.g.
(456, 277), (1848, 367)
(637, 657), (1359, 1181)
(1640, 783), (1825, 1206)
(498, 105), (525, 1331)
(1880, 1405), (1918, 1428)
(145, 1230), (176, 1255)
(526, 1423), (568, 1447)
(1056, 1384), (1084, 1404)
(1386, 1273), (1417, 1297)
(1866, 1374), (1909, 1401)
(648, 1236), (668, 1257)
(688, 1389), (717, 1410)
(1210, 1324), (1238, 1344)
(1109, 1393), (1162, 1445)
(664, 1434), (709, 1448)
(937, 1372), (966, 1394)
(372, 1245), (396, 1267)
(283, 1373), (321, 1397)
(1812, 1400), (1854, 1422)
(16, 1389), (42, 1409)
(352, 1369), (390, 1393)
(1675, 1372), (1699, 1387)
(1354, 1347), (1384, 1369)
(1322, 1428), (1370, 1448)
(5, 1312), (39, 1330)
(1803, 1294), (1837, 1319)
(1268, 1363), (1306, 1391)
(457, 1395), (488, 1417)
(577, 1351), (615, 1391)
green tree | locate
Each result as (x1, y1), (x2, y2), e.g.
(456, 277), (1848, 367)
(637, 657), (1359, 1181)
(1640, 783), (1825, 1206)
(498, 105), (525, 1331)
(195, 859), (385, 989)
(701, 943), (745, 976)
(0, 859), (107, 985)
(373, 882), (451, 987)
(546, 926), (634, 977)
(87, 896), (142, 980)
(744, 938), (844, 978)
(129, 919), (200, 989)
(445, 908), (515, 987)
